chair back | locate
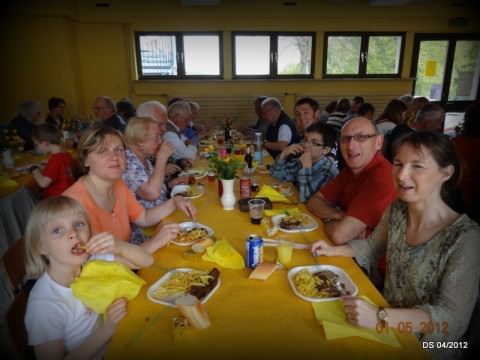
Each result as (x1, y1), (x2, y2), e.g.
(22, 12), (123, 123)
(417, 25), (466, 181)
(2, 238), (26, 294)
(6, 290), (30, 358)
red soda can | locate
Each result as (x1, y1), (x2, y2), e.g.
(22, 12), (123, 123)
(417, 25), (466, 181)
(240, 177), (251, 198)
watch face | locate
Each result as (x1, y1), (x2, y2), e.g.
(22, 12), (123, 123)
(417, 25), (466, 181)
(378, 308), (388, 321)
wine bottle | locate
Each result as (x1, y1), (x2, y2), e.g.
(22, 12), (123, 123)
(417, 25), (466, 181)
(244, 144), (253, 169)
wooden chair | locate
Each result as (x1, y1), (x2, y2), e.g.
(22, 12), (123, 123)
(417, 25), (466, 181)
(2, 238), (26, 294)
(6, 290), (30, 359)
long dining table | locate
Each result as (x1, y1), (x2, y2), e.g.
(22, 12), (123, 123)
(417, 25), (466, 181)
(106, 158), (428, 360)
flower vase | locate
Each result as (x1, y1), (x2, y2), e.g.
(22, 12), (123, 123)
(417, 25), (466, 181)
(220, 179), (236, 210)
(2, 149), (14, 169)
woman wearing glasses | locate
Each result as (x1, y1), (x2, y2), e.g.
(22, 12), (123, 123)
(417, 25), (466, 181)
(269, 122), (338, 203)
(63, 125), (196, 254)
(312, 131), (480, 359)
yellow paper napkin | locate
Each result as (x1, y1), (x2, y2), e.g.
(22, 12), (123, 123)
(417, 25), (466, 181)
(0, 176), (20, 188)
(264, 207), (301, 217)
(202, 239), (245, 270)
(71, 260), (145, 314)
(312, 300), (400, 347)
(256, 185), (292, 203)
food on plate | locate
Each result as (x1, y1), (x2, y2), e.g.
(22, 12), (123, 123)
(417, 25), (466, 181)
(189, 268), (220, 300)
(175, 227), (209, 244)
(249, 262), (277, 280)
(150, 268), (220, 301)
(293, 269), (349, 298)
(177, 185), (202, 197)
(279, 214), (309, 230)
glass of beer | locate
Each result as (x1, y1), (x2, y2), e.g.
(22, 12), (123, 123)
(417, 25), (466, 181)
(248, 199), (265, 224)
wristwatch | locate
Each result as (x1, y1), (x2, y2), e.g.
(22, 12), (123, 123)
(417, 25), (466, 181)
(29, 165), (40, 173)
(377, 306), (388, 328)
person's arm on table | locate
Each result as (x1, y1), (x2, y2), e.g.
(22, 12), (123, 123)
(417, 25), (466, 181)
(135, 196), (196, 227)
(86, 232), (153, 268)
(31, 167), (53, 188)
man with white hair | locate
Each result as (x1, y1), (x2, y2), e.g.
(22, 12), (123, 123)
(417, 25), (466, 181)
(164, 101), (197, 161)
(136, 100), (185, 177)
(137, 100), (169, 134)
(261, 97), (297, 159)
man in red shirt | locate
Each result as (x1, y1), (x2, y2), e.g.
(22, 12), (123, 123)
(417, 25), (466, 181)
(31, 124), (77, 198)
(307, 117), (397, 244)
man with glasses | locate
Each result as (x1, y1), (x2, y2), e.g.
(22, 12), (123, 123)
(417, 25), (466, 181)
(261, 97), (297, 159)
(307, 117), (397, 245)
(92, 96), (127, 133)
(270, 122), (338, 203)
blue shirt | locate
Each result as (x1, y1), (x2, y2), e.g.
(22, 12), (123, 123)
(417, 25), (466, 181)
(269, 156), (338, 203)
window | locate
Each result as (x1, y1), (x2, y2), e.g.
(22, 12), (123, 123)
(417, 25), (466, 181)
(135, 32), (223, 79)
(324, 32), (404, 78)
(411, 33), (480, 111)
(232, 32), (315, 78)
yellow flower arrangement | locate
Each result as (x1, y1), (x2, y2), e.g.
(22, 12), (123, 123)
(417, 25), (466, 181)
(206, 151), (243, 180)
(1, 128), (24, 152)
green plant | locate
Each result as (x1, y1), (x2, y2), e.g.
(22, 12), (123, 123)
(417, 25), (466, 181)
(1, 128), (24, 152)
(207, 152), (243, 180)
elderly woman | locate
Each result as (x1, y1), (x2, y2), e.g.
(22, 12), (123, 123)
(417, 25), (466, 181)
(312, 131), (480, 359)
(122, 116), (179, 244)
(63, 125), (196, 254)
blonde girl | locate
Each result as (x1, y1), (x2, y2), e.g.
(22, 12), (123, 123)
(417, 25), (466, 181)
(24, 196), (153, 360)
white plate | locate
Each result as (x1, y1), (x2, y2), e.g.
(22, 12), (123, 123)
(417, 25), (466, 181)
(288, 265), (358, 302)
(170, 184), (205, 199)
(271, 183), (293, 196)
(179, 168), (208, 180)
(147, 268), (221, 307)
(271, 213), (319, 233)
(171, 222), (214, 246)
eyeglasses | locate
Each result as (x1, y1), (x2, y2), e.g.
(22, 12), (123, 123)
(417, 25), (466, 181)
(340, 134), (377, 144)
(300, 140), (326, 147)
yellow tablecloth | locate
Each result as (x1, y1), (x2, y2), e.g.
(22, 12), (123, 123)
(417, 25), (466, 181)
(106, 165), (427, 360)
(1, 153), (49, 196)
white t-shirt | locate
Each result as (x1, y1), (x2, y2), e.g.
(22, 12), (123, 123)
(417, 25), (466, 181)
(25, 254), (114, 358)
(277, 124), (293, 143)
(163, 120), (197, 160)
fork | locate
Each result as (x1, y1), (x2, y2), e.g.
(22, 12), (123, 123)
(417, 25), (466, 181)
(322, 270), (347, 296)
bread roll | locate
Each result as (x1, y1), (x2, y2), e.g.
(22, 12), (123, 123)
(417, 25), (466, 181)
(191, 238), (214, 254)
(249, 262), (278, 280)
(175, 294), (211, 329)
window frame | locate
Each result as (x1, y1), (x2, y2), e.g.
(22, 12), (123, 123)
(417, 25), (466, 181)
(232, 31), (315, 79)
(323, 31), (405, 79)
(134, 31), (224, 80)
(410, 33), (480, 111)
